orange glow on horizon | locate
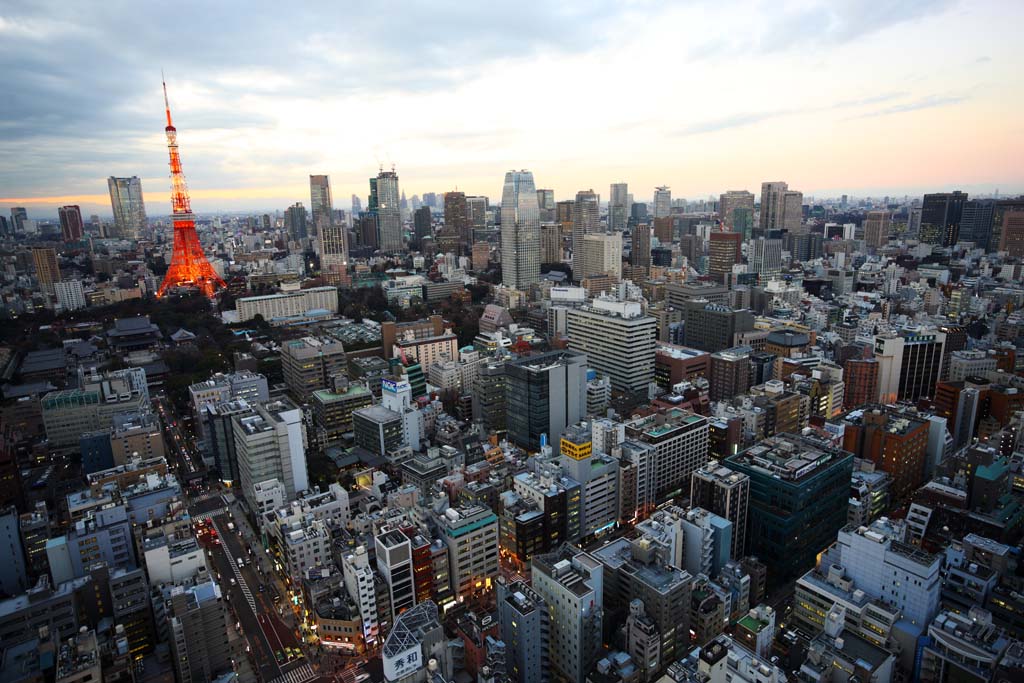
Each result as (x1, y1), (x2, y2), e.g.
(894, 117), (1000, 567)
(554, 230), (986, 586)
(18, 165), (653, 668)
(0, 185), (307, 208)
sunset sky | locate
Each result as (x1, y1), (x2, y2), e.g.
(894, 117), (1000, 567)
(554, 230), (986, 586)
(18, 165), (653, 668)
(1, 0), (1022, 217)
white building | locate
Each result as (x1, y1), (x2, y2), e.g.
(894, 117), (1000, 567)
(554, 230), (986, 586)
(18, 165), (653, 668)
(233, 399), (309, 506)
(55, 280), (87, 311)
(342, 545), (380, 647)
(235, 285), (338, 322)
(567, 296), (657, 393)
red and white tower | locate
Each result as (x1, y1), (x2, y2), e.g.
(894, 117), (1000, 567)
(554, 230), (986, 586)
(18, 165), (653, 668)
(157, 78), (226, 298)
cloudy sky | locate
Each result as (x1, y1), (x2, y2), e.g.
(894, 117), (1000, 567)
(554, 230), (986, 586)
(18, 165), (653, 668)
(1, 0), (1022, 217)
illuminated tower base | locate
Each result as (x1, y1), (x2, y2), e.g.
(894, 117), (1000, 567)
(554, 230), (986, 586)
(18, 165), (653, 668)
(158, 215), (225, 297)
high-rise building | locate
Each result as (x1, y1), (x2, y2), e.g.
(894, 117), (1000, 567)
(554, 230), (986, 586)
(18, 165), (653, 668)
(683, 301), (755, 353)
(579, 232), (623, 281)
(719, 191), (755, 234)
(496, 579), (550, 683)
(567, 297), (656, 393)
(413, 205), (431, 249)
(653, 186), (672, 219)
(999, 210), (1024, 258)
(708, 231), (742, 282)
(309, 174), (333, 232)
(505, 350), (587, 452)
(9, 206), (27, 233)
(436, 504), (499, 600)
(107, 176), (147, 239)
(536, 188), (555, 222)
(55, 280), (87, 311)
(863, 210), (891, 249)
(168, 578), (233, 683)
(559, 423), (619, 535)
(874, 328), (946, 403)
(725, 433), (853, 584)
(233, 398), (309, 505)
(759, 181), (788, 234)
(466, 195), (489, 233)
(843, 358), (879, 410)
(993, 197), (1024, 252)
(58, 205), (84, 242)
(540, 222), (562, 264)
(958, 199), (996, 248)
(319, 221), (349, 284)
(609, 182), (629, 232)
(710, 346), (751, 402)
(920, 191), (967, 246)
(748, 238), (783, 283)
(0, 506), (28, 595)
(572, 189), (600, 278)
(285, 202), (308, 240)
(631, 223), (651, 270)
(281, 336), (347, 402)
(837, 406), (930, 501)
(376, 528), (417, 616)
(625, 408), (710, 500)
(351, 193), (362, 213)
(690, 461), (750, 559)
(32, 247), (60, 294)
(782, 190), (804, 233)
(500, 170), (541, 289)
(375, 169), (403, 252)
(531, 546), (604, 683)
(444, 191), (471, 253)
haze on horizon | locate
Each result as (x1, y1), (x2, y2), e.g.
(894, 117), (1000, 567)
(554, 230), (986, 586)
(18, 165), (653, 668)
(1, 0), (1022, 217)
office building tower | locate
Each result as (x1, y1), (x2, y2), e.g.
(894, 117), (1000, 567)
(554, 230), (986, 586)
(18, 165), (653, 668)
(710, 346), (751, 402)
(864, 210), (891, 248)
(375, 169), (403, 252)
(0, 506), (28, 595)
(32, 247), (60, 294)
(437, 504), (500, 600)
(625, 408), (710, 500)
(838, 406), (930, 500)
(189, 371), (270, 434)
(559, 423), (619, 535)
(609, 182), (629, 232)
(567, 297), (656, 393)
(168, 579), (233, 683)
(309, 174), (333, 232)
(342, 546), (381, 647)
(631, 223), (651, 270)
(532, 546), (604, 683)
(759, 181), (788, 234)
(572, 189), (600, 278)
(500, 170), (541, 289)
(630, 202), (648, 226)
(311, 384), (374, 451)
(281, 336), (347, 402)
(843, 358), (879, 410)
(920, 191), (967, 246)
(285, 202), (308, 240)
(993, 196), (1024, 251)
(708, 231), (742, 282)
(107, 176), (147, 239)
(783, 190), (804, 233)
(683, 301), (755, 353)
(233, 398), (309, 506)
(748, 238), (783, 282)
(444, 191), (471, 253)
(719, 191), (755, 233)
(999, 210), (1024, 258)
(874, 328), (946, 403)
(691, 461), (750, 559)
(47, 504), (136, 583)
(351, 193), (362, 213)
(19, 503), (50, 580)
(579, 232), (623, 281)
(413, 205), (431, 249)
(55, 280), (87, 311)
(653, 186), (672, 218)
(466, 195), (489, 232)
(352, 404), (405, 456)
(536, 188), (556, 222)
(376, 528), (417, 616)
(496, 579), (551, 683)
(9, 206), (27, 233)
(320, 220), (349, 284)
(725, 433), (853, 583)
(58, 205), (84, 242)
(505, 350), (587, 451)
(540, 222), (562, 264)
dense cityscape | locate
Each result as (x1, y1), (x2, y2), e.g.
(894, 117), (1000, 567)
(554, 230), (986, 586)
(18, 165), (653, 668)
(3, 6), (1024, 683)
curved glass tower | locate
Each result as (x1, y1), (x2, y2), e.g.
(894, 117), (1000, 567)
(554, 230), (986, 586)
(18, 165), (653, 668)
(500, 170), (541, 289)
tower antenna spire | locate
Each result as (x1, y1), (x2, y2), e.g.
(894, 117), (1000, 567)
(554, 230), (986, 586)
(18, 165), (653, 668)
(162, 69), (173, 128)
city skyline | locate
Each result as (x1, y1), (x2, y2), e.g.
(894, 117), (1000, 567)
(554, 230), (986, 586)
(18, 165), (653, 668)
(2, 0), (1023, 215)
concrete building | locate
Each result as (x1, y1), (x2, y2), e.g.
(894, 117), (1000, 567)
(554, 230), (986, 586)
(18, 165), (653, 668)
(311, 383), (374, 451)
(496, 578), (550, 683)
(567, 296), (657, 393)
(375, 528), (417, 616)
(54, 280), (87, 311)
(505, 350), (587, 452)
(168, 579), (232, 683)
(874, 328), (946, 403)
(683, 301), (755, 353)
(46, 504), (135, 584)
(0, 506), (28, 595)
(725, 433), (853, 584)
(281, 336), (347, 402)
(624, 408), (709, 500)
(41, 370), (149, 450)
(710, 346), (751, 403)
(233, 398), (309, 505)
(353, 404), (405, 456)
(436, 505), (499, 600)
(921, 608), (1011, 683)
(572, 189), (601, 278)
(532, 546), (604, 683)
(342, 545), (381, 648)
(580, 232), (623, 281)
(559, 423), (619, 537)
(690, 460), (750, 560)
(235, 285), (338, 323)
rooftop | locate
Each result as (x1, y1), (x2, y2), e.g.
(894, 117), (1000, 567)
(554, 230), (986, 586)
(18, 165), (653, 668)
(726, 433), (852, 484)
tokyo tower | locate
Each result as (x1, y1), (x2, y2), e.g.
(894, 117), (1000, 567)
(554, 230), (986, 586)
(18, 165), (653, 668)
(157, 77), (225, 298)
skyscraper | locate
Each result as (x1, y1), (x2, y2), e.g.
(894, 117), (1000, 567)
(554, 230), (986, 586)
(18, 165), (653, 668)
(920, 191), (967, 246)
(579, 232), (623, 281)
(32, 247), (60, 294)
(653, 186), (672, 218)
(309, 174), (333, 233)
(567, 298), (656, 393)
(351, 193), (362, 213)
(107, 176), (147, 239)
(58, 205), (84, 242)
(719, 191), (755, 234)
(505, 350), (587, 452)
(500, 170), (541, 289)
(708, 231), (742, 282)
(959, 199), (995, 249)
(631, 223), (651, 270)
(863, 210), (891, 248)
(690, 461), (750, 559)
(609, 182), (629, 232)
(375, 169), (403, 252)
(9, 207), (27, 233)
(536, 188), (556, 222)
(285, 202), (308, 241)
(748, 238), (783, 283)
(320, 222), (349, 285)
(443, 191), (470, 253)
(782, 190), (804, 233)
(571, 189), (600, 278)
(413, 205), (431, 250)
